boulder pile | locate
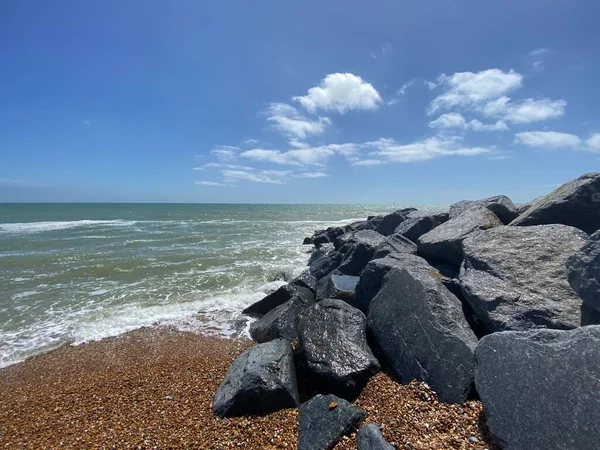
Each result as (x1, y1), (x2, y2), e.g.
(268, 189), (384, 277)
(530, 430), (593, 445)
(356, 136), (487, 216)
(213, 172), (600, 450)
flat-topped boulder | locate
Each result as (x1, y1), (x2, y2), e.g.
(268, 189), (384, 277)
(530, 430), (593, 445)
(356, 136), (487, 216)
(450, 195), (518, 225)
(567, 230), (600, 313)
(315, 274), (359, 302)
(460, 224), (589, 331)
(333, 230), (385, 252)
(394, 215), (440, 243)
(309, 247), (344, 280)
(374, 210), (408, 236)
(372, 234), (417, 259)
(476, 326), (600, 450)
(243, 284), (314, 317)
(291, 270), (318, 293)
(510, 172), (600, 234)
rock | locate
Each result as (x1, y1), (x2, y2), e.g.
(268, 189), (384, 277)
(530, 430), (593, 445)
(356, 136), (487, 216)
(567, 230), (600, 313)
(372, 234), (418, 259)
(475, 326), (600, 450)
(312, 233), (330, 246)
(315, 274), (359, 302)
(353, 253), (436, 313)
(302, 237), (313, 245)
(368, 269), (477, 403)
(297, 299), (380, 398)
(510, 172), (600, 234)
(515, 201), (533, 215)
(334, 230), (385, 252)
(270, 270), (291, 282)
(243, 284), (314, 318)
(407, 208), (450, 224)
(249, 291), (314, 342)
(309, 247), (344, 280)
(394, 215), (440, 243)
(357, 424), (395, 450)
(461, 224), (589, 331)
(418, 206), (503, 267)
(311, 226), (346, 246)
(298, 394), (367, 450)
(308, 244), (334, 265)
(337, 243), (376, 276)
(291, 270), (318, 293)
(450, 195), (518, 225)
(375, 211), (408, 236)
(213, 339), (299, 417)
(363, 215), (384, 231)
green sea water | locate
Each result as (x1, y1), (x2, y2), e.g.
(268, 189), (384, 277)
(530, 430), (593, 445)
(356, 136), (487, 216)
(0, 203), (403, 367)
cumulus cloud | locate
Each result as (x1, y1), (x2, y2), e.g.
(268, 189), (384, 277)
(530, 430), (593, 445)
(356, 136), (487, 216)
(514, 131), (582, 148)
(429, 112), (507, 131)
(483, 97), (566, 123)
(266, 103), (331, 139)
(587, 133), (600, 151)
(293, 73), (382, 114)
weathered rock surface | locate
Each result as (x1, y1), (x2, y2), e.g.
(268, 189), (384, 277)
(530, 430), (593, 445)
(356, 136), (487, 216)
(475, 326), (600, 450)
(353, 253), (435, 313)
(243, 284), (313, 317)
(460, 225), (589, 331)
(372, 234), (418, 259)
(374, 211), (407, 236)
(309, 247), (344, 280)
(394, 215), (440, 243)
(368, 269), (478, 403)
(408, 208), (450, 224)
(337, 242), (376, 276)
(510, 172), (600, 234)
(297, 299), (380, 398)
(357, 424), (395, 450)
(291, 270), (318, 293)
(298, 394), (367, 450)
(567, 230), (600, 313)
(212, 339), (299, 417)
(334, 230), (385, 252)
(450, 195), (518, 225)
(418, 206), (503, 267)
(249, 292), (314, 343)
(315, 274), (359, 302)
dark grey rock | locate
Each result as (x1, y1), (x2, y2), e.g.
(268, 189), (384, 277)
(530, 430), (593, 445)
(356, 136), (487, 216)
(302, 237), (313, 245)
(312, 233), (330, 246)
(270, 270), (291, 282)
(450, 195), (518, 225)
(510, 172), (600, 234)
(363, 215), (384, 231)
(291, 270), (318, 293)
(460, 224), (588, 331)
(298, 299), (380, 398)
(337, 243), (376, 276)
(212, 339), (299, 417)
(334, 230), (386, 252)
(394, 215), (440, 243)
(316, 274), (359, 302)
(368, 269), (478, 403)
(418, 206), (503, 267)
(308, 244), (334, 265)
(357, 424), (395, 450)
(407, 207), (450, 223)
(298, 394), (367, 450)
(375, 211), (407, 236)
(475, 326), (600, 450)
(309, 247), (344, 280)
(243, 284), (296, 317)
(567, 230), (600, 313)
(372, 234), (418, 259)
(353, 253), (436, 313)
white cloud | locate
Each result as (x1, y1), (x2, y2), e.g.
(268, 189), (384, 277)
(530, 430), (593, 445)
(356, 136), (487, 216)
(211, 145), (239, 161)
(194, 181), (228, 187)
(293, 73), (382, 114)
(241, 143), (359, 167)
(222, 169), (286, 184)
(398, 80), (414, 96)
(429, 112), (507, 131)
(428, 69), (523, 114)
(266, 103), (331, 139)
(82, 120), (91, 125)
(587, 133), (600, 151)
(514, 131), (582, 148)
(296, 172), (328, 178)
(483, 97), (566, 123)
(529, 48), (551, 71)
(352, 159), (386, 166)
(368, 136), (491, 163)
(529, 48), (551, 58)
(196, 163), (255, 171)
(243, 138), (260, 146)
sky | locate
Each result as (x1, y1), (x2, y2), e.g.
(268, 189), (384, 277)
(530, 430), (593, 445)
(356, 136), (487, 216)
(1, 0), (599, 204)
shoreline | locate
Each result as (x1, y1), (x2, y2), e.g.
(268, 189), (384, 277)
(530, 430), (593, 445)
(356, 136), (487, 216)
(0, 326), (495, 449)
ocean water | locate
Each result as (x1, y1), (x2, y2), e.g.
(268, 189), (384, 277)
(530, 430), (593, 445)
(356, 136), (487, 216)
(0, 203), (399, 368)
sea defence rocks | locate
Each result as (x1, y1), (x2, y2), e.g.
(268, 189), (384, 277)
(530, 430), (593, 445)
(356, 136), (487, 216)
(475, 326), (600, 450)
(335, 231), (386, 275)
(308, 246), (344, 280)
(243, 284), (314, 317)
(298, 394), (366, 450)
(372, 234), (417, 259)
(394, 215), (440, 243)
(418, 206), (503, 267)
(510, 172), (600, 234)
(374, 210), (407, 236)
(334, 230), (385, 252)
(567, 230), (600, 313)
(315, 274), (359, 302)
(297, 299), (380, 399)
(460, 225), (589, 331)
(249, 293), (314, 343)
(357, 424), (395, 450)
(450, 195), (518, 225)
(213, 339), (299, 417)
(291, 270), (318, 293)
(368, 269), (478, 403)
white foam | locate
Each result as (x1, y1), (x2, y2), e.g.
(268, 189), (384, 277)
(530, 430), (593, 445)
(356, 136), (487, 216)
(0, 220), (138, 234)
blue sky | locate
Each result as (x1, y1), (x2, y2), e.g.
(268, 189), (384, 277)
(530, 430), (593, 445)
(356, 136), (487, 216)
(1, 0), (599, 204)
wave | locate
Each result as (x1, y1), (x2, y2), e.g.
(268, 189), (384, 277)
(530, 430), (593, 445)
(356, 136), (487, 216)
(0, 220), (138, 234)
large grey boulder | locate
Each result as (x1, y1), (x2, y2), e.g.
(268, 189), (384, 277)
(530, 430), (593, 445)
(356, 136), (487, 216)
(309, 247), (344, 280)
(243, 284), (314, 317)
(297, 299), (380, 398)
(249, 292), (314, 343)
(510, 172), (600, 234)
(394, 215), (440, 243)
(461, 225), (589, 331)
(334, 230), (385, 252)
(291, 270), (318, 293)
(475, 326), (600, 450)
(357, 424), (395, 450)
(212, 339), (299, 417)
(418, 206), (502, 267)
(337, 242), (376, 276)
(450, 195), (518, 225)
(407, 208), (450, 224)
(372, 234), (417, 259)
(374, 211), (408, 236)
(298, 394), (367, 450)
(315, 274), (359, 302)
(353, 253), (435, 313)
(567, 230), (600, 313)
(368, 269), (478, 403)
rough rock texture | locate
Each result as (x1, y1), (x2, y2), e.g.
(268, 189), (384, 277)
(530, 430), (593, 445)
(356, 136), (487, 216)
(450, 195), (518, 225)
(460, 225), (589, 331)
(334, 230), (385, 252)
(353, 253), (435, 313)
(297, 299), (380, 399)
(374, 211), (407, 236)
(368, 269), (478, 404)
(298, 394), (367, 450)
(291, 270), (318, 293)
(309, 247), (344, 280)
(408, 208), (450, 224)
(475, 326), (600, 450)
(243, 284), (314, 318)
(249, 292), (314, 343)
(212, 339), (299, 417)
(315, 274), (360, 302)
(372, 234), (418, 259)
(337, 243), (376, 276)
(308, 243), (334, 265)
(357, 424), (395, 450)
(510, 172), (600, 234)
(394, 215), (440, 243)
(418, 206), (503, 267)
(567, 230), (600, 312)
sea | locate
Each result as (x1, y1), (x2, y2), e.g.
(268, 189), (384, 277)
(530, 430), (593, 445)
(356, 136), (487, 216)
(0, 203), (402, 368)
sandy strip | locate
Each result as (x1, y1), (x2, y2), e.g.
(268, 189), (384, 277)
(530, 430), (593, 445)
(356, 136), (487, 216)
(0, 327), (496, 449)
